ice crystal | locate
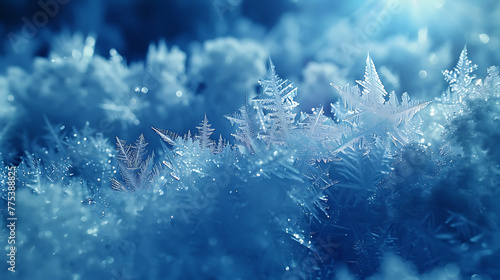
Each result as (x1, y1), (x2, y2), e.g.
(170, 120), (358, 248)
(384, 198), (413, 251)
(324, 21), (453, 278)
(2, 22), (499, 279)
(195, 114), (216, 151)
(253, 59), (299, 145)
(331, 55), (432, 149)
(225, 101), (258, 153)
(112, 134), (156, 191)
(443, 46), (478, 103)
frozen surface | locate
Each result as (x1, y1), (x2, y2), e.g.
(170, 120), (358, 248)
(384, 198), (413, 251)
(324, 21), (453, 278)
(0, 1), (500, 279)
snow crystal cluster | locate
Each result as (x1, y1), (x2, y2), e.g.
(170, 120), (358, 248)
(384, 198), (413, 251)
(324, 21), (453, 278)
(1, 1), (500, 279)
(0, 42), (499, 279)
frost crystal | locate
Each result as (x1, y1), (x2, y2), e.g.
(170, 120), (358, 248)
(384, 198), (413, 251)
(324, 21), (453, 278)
(112, 134), (156, 191)
(331, 54), (431, 148)
(253, 59), (299, 145)
(443, 46), (478, 103)
(3, 36), (486, 280)
(225, 101), (257, 152)
(195, 114), (216, 151)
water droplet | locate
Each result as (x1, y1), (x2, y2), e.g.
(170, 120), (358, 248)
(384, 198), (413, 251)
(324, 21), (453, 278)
(419, 70), (428, 79)
(479, 33), (490, 44)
